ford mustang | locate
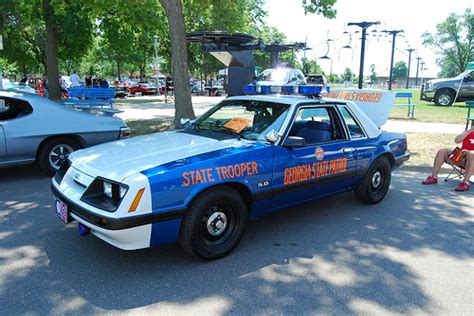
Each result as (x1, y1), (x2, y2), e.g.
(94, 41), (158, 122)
(51, 91), (409, 260)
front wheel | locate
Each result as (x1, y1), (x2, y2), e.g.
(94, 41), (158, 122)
(179, 186), (248, 260)
(354, 157), (392, 204)
(434, 89), (455, 106)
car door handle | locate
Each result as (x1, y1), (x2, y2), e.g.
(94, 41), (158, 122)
(343, 147), (355, 154)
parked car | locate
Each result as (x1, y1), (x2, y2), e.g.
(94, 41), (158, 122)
(421, 64), (474, 106)
(51, 86), (409, 260)
(2, 79), (37, 94)
(306, 74), (328, 86)
(128, 82), (158, 95)
(109, 84), (128, 98)
(0, 91), (130, 175)
(253, 67), (306, 87)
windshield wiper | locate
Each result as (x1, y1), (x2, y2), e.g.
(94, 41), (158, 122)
(219, 126), (241, 140)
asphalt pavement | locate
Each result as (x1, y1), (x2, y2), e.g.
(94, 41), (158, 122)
(0, 164), (473, 315)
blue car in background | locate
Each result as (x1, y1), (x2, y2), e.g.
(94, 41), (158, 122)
(52, 89), (409, 260)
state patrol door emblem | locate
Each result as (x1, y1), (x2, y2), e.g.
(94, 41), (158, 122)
(315, 146), (324, 161)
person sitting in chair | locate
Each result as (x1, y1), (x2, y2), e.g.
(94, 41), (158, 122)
(422, 127), (474, 191)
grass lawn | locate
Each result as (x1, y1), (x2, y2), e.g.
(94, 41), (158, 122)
(390, 88), (468, 124)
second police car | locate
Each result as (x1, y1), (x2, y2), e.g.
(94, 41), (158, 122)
(51, 85), (409, 260)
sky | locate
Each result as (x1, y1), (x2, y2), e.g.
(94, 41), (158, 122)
(264, 0), (473, 78)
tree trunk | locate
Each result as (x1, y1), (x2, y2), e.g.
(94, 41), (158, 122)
(159, 0), (195, 128)
(42, 0), (61, 101)
(117, 59), (122, 81)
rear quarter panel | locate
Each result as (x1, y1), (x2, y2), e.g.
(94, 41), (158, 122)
(4, 96), (125, 161)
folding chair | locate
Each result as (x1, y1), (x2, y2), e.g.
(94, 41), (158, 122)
(444, 162), (467, 182)
(444, 147), (473, 183)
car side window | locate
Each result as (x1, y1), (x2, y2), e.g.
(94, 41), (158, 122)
(0, 97), (33, 121)
(338, 107), (366, 139)
(288, 106), (345, 145)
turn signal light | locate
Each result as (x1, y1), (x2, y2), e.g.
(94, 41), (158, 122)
(128, 188), (145, 213)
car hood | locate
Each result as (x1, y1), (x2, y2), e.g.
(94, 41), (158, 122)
(69, 131), (252, 182)
(428, 78), (462, 85)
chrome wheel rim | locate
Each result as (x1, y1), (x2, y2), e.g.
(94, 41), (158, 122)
(438, 94), (451, 106)
(49, 144), (73, 170)
(206, 211), (228, 237)
(372, 171), (382, 189)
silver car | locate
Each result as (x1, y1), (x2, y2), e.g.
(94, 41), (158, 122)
(0, 90), (129, 175)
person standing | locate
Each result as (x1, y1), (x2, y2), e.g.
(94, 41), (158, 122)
(70, 71), (81, 87)
(85, 75), (92, 88)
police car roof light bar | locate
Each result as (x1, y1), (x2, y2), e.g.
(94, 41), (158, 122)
(244, 84), (330, 98)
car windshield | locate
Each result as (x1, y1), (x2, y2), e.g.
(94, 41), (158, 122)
(454, 70), (473, 79)
(192, 100), (290, 141)
(257, 68), (291, 82)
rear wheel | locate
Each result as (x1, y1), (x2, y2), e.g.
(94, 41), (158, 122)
(434, 89), (455, 106)
(354, 157), (392, 204)
(179, 186), (247, 260)
(38, 137), (80, 176)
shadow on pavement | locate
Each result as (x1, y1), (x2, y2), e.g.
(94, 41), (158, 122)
(0, 166), (472, 314)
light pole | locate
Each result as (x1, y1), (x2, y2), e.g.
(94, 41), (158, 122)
(153, 35), (160, 96)
(348, 21), (380, 89)
(382, 30), (403, 90)
(415, 57), (422, 86)
(405, 48), (415, 89)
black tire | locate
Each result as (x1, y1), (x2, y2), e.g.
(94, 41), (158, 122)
(434, 89), (455, 106)
(38, 137), (81, 176)
(179, 186), (248, 260)
(354, 156), (392, 204)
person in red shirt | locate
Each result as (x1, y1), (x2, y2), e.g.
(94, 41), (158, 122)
(422, 127), (474, 191)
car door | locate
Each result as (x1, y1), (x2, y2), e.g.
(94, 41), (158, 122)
(0, 96), (35, 162)
(460, 71), (474, 99)
(270, 104), (358, 210)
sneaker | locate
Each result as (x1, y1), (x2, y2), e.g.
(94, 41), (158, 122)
(422, 176), (438, 185)
(455, 182), (470, 192)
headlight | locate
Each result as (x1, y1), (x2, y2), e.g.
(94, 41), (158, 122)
(81, 177), (129, 212)
(425, 82), (433, 90)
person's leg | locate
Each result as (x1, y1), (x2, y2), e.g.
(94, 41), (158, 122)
(462, 151), (473, 183)
(431, 148), (449, 177)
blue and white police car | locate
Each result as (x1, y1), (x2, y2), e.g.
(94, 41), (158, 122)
(52, 85), (409, 260)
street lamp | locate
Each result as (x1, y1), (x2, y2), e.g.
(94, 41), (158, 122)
(382, 29), (403, 90)
(415, 57), (422, 86)
(406, 48), (415, 89)
(348, 21), (380, 89)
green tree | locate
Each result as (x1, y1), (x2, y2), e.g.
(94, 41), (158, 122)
(393, 61), (407, 81)
(341, 67), (354, 82)
(422, 8), (474, 77)
(370, 64), (377, 84)
(301, 58), (325, 75)
(301, 0), (337, 18)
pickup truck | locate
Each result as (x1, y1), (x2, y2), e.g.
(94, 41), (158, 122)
(421, 67), (474, 106)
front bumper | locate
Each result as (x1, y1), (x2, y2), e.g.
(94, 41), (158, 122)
(51, 182), (185, 250)
(420, 86), (435, 101)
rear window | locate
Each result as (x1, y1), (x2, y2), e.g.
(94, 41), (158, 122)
(0, 97), (33, 121)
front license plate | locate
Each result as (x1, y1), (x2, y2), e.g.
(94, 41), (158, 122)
(55, 199), (69, 224)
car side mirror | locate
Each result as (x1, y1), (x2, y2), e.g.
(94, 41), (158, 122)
(283, 136), (306, 147)
(265, 130), (279, 143)
(180, 118), (194, 127)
